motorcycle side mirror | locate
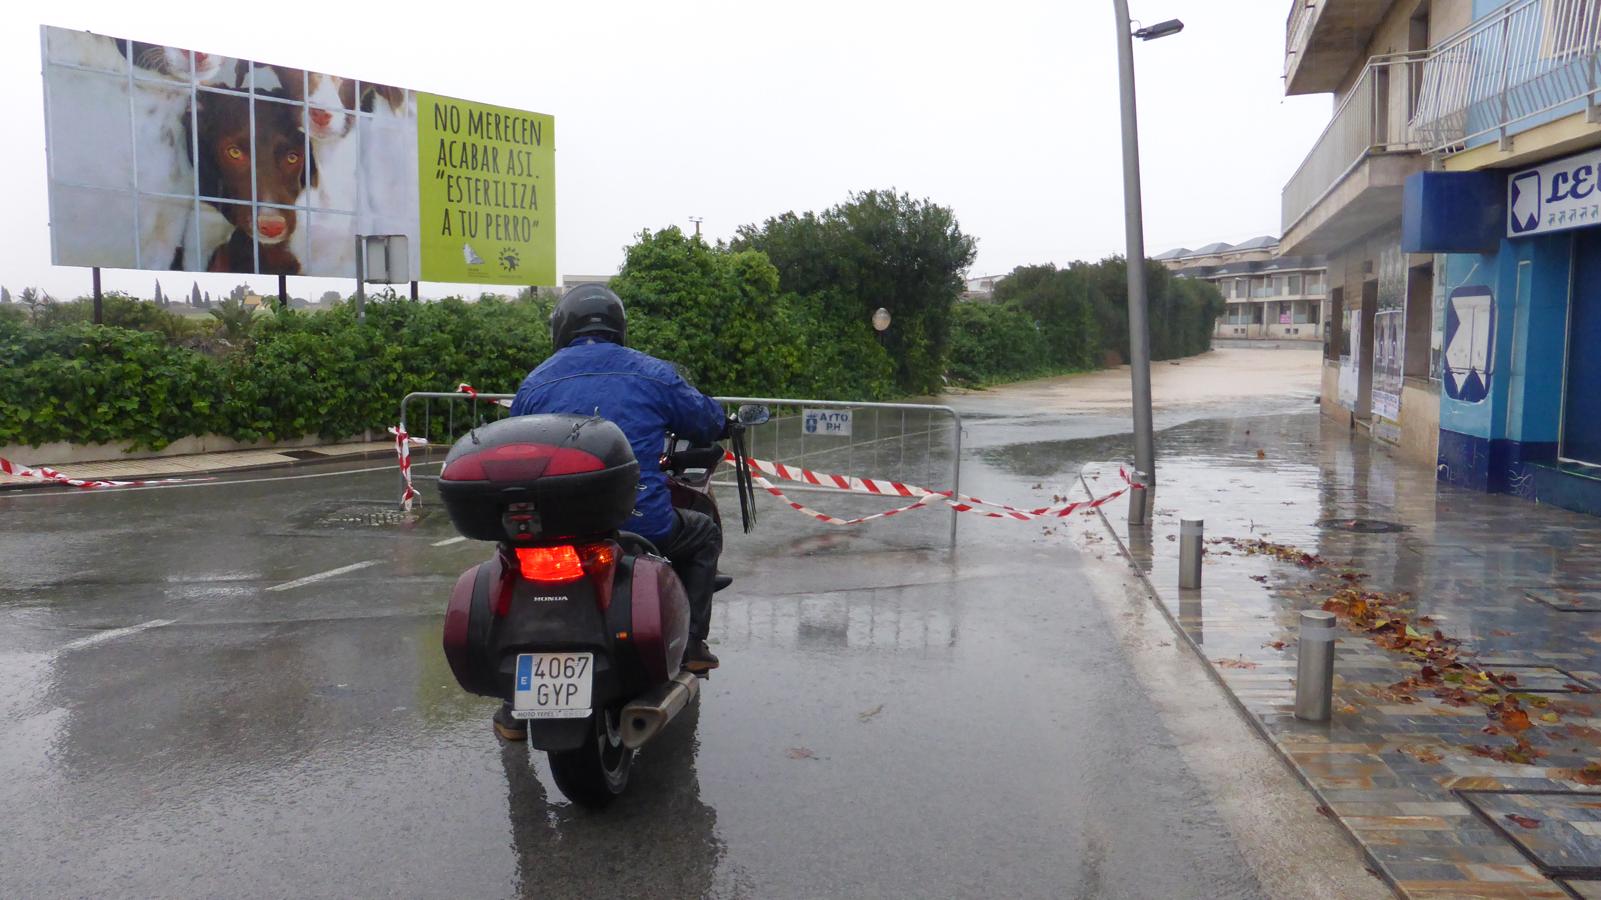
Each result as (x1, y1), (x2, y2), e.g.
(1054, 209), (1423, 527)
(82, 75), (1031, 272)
(736, 404), (771, 427)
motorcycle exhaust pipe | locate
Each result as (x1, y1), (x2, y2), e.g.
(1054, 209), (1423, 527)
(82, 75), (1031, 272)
(620, 670), (701, 749)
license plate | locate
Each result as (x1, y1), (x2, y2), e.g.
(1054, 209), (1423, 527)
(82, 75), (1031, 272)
(512, 652), (593, 720)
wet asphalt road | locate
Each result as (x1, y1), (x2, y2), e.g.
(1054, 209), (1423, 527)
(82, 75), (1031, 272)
(0, 376), (1380, 898)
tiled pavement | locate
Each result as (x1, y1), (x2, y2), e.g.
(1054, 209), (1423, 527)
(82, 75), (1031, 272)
(0, 441), (392, 489)
(1085, 410), (1601, 899)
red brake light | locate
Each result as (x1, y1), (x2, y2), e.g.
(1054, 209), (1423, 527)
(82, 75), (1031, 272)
(441, 443), (606, 482)
(507, 542), (620, 614)
(515, 545), (585, 582)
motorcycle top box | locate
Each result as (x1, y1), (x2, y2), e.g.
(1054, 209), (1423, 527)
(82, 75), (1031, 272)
(437, 414), (641, 543)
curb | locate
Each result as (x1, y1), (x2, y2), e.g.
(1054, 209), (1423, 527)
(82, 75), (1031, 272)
(1079, 472), (1400, 897)
(0, 447), (403, 494)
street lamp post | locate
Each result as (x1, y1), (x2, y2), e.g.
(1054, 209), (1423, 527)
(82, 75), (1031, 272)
(1112, 2), (1182, 520)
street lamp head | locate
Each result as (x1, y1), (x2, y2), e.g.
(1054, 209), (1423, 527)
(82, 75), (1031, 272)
(872, 308), (891, 332)
(1133, 19), (1184, 40)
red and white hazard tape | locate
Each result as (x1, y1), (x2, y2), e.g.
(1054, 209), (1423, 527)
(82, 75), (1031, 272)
(0, 456), (186, 490)
(728, 452), (1132, 525)
(456, 383), (513, 408)
(387, 425), (428, 511)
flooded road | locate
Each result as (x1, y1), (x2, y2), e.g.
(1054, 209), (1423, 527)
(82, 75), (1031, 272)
(0, 347), (1382, 898)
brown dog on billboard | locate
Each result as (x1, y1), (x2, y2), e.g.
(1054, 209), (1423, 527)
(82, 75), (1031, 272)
(41, 26), (419, 278)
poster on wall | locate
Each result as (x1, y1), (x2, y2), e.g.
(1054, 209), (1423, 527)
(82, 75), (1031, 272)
(39, 26), (554, 285)
(1372, 309), (1404, 422)
(1369, 244), (1407, 428)
(1338, 310), (1361, 409)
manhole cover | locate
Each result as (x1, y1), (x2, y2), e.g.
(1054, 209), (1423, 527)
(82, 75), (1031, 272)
(1458, 790), (1601, 878)
(1316, 517), (1407, 534)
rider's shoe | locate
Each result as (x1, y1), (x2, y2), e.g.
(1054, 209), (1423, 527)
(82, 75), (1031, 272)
(683, 639), (721, 673)
(493, 702), (527, 741)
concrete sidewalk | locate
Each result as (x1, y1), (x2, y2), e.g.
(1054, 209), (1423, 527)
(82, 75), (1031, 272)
(0, 441), (396, 490)
(1088, 410), (1601, 899)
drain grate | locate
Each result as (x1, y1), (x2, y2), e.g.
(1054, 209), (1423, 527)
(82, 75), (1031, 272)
(280, 449), (329, 461)
(295, 500), (420, 531)
(1317, 517), (1408, 534)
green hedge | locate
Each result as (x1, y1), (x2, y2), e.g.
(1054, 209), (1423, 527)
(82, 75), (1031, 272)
(0, 198), (1225, 451)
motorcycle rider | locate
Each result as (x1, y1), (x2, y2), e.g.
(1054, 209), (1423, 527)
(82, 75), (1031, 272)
(509, 283), (728, 682)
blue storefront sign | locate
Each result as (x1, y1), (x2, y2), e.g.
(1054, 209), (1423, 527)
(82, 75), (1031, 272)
(1507, 147), (1601, 238)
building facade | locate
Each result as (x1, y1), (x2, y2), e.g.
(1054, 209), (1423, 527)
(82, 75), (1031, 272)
(1280, 0), (1476, 468)
(1400, 0), (1601, 515)
(1156, 238), (1327, 341)
(1286, 0), (1601, 515)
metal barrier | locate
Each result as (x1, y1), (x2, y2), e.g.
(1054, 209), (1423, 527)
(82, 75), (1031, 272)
(712, 397), (963, 550)
(396, 389), (515, 501)
(395, 391), (964, 551)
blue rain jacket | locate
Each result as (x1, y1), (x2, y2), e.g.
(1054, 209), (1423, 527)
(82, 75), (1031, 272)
(509, 338), (726, 545)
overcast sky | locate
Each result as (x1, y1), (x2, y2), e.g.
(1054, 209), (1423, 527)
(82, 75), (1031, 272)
(3, 1), (1332, 301)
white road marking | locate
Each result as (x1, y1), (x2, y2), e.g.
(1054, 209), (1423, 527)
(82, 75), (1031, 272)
(267, 560), (380, 592)
(432, 536), (467, 547)
(58, 618), (174, 652)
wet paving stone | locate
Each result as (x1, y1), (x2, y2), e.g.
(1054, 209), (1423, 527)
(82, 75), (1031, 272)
(1459, 790), (1601, 878)
(1081, 409), (1601, 898)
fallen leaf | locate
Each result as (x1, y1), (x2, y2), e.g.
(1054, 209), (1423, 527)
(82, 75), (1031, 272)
(857, 704), (884, 723)
(1501, 707), (1534, 734)
(1214, 657), (1259, 669)
(1492, 629), (1515, 637)
(1264, 640), (1288, 651)
(1250, 575), (1269, 583)
(1505, 814), (1542, 829)
(1398, 744), (1444, 764)
(1315, 804), (1335, 819)
(786, 747), (818, 760)
(1542, 713), (1561, 724)
(1566, 682), (1599, 694)
(1256, 449), (1266, 460)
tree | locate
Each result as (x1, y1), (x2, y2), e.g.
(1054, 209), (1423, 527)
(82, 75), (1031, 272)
(0, 287), (11, 304)
(203, 291), (211, 306)
(209, 296), (258, 343)
(610, 226), (808, 396)
(733, 189), (976, 394)
(319, 290), (342, 305)
(191, 282), (202, 307)
(18, 287), (48, 324)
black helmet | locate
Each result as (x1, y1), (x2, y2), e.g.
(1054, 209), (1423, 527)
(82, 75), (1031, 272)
(550, 283), (627, 348)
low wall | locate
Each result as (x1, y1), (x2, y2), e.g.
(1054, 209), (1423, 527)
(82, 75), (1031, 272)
(1396, 378), (1441, 468)
(0, 432), (367, 466)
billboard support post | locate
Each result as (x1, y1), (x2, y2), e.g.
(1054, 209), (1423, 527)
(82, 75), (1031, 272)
(91, 267), (102, 325)
(277, 275), (287, 311)
(353, 234), (366, 322)
(410, 281), (419, 301)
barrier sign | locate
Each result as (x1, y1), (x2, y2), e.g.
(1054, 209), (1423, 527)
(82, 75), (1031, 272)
(803, 409), (852, 437)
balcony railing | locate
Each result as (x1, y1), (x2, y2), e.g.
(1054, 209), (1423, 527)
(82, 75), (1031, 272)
(1413, 0), (1601, 154)
(1285, 0), (1320, 79)
(1283, 52), (1429, 233)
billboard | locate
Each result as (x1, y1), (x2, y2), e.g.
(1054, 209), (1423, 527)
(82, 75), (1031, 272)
(39, 26), (554, 285)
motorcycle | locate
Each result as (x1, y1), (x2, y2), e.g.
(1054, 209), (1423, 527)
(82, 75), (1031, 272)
(438, 403), (767, 808)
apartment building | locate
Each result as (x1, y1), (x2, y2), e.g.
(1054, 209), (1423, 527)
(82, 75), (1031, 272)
(1155, 238), (1328, 341)
(1280, 0), (1474, 466)
(1287, 0), (1601, 515)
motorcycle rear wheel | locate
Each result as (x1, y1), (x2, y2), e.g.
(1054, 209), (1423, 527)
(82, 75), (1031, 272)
(547, 706), (633, 808)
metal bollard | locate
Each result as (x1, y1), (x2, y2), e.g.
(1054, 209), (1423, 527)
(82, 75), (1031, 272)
(1295, 610), (1337, 722)
(1179, 519), (1203, 589)
(1126, 470), (1149, 526)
